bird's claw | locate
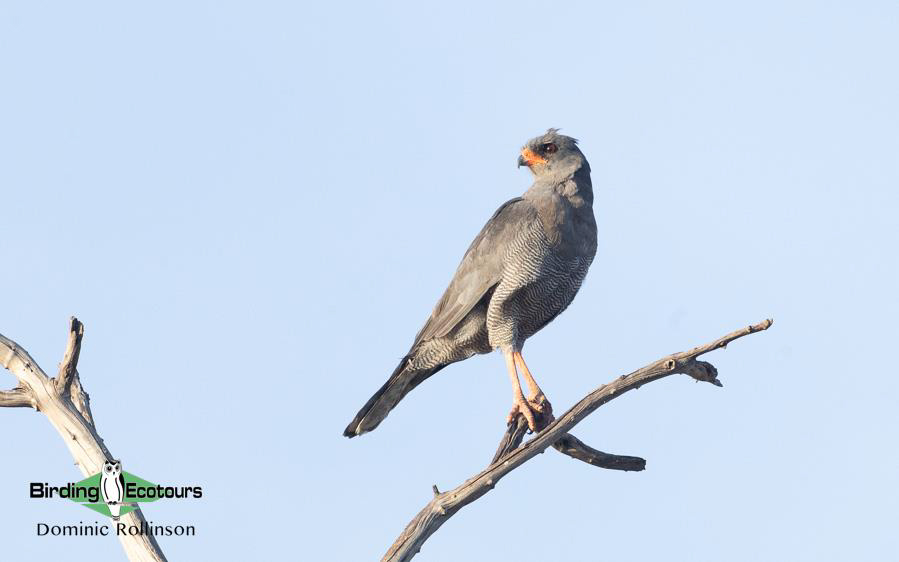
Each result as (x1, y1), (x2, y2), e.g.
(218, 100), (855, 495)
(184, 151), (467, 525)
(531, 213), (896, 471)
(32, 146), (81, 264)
(507, 399), (538, 432)
(528, 392), (550, 414)
(507, 395), (553, 433)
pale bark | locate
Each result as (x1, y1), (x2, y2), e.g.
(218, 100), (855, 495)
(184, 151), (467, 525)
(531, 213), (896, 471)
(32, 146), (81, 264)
(0, 318), (167, 562)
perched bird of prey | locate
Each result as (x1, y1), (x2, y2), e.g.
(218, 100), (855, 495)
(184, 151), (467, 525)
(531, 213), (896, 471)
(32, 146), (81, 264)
(344, 129), (596, 437)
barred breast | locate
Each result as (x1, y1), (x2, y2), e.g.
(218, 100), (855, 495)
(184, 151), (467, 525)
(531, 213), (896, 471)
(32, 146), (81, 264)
(486, 199), (595, 351)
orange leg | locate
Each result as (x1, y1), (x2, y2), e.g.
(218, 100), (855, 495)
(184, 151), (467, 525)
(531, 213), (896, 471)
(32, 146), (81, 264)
(503, 350), (543, 431)
(513, 351), (548, 409)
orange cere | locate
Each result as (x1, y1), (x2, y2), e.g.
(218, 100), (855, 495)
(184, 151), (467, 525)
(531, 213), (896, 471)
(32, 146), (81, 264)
(520, 147), (546, 166)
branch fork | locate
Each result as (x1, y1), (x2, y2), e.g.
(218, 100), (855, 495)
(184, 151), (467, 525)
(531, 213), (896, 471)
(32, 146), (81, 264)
(384, 319), (773, 562)
(1, 317), (167, 562)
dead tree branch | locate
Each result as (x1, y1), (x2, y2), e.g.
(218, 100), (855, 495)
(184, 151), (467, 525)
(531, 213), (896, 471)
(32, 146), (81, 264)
(384, 319), (773, 562)
(0, 387), (31, 407)
(0, 317), (167, 562)
(491, 407), (646, 470)
(55, 316), (84, 396)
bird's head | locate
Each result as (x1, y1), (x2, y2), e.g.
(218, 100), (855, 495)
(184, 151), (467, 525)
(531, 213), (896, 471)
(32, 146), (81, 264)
(517, 129), (587, 179)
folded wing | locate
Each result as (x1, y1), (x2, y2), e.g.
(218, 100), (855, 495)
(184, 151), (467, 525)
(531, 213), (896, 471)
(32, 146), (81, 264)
(413, 197), (535, 345)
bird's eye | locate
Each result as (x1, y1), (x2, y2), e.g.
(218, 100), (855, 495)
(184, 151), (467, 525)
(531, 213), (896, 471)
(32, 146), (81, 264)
(542, 143), (558, 154)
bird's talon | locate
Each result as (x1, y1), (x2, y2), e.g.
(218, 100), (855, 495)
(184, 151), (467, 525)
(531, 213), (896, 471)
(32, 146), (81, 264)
(527, 392), (549, 413)
(508, 399), (540, 432)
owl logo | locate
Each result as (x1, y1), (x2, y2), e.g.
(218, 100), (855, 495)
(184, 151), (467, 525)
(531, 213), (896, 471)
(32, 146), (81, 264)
(100, 459), (125, 520)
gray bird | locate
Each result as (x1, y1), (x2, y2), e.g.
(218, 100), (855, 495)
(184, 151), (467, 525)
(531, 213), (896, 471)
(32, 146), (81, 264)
(344, 129), (596, 437)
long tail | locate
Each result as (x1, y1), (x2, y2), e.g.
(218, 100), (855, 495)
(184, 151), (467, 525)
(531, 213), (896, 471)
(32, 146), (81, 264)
(343, 354), (445, 438)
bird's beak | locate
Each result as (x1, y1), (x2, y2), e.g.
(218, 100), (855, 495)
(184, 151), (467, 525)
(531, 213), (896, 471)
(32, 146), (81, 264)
(518, 148), (546, 169)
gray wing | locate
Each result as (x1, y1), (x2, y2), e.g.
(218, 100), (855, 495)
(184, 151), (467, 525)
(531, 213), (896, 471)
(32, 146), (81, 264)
(413, 197), (537, 345)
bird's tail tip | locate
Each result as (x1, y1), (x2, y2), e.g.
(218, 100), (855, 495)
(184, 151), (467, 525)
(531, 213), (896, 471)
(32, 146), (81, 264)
(342, 420), (369, 438)
(343, 354), (440, 440)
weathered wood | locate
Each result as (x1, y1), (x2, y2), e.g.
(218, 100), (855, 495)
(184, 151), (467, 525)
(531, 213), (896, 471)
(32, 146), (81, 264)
(55, 316), (83, 396)
(491, 405), (646, 471)
(0, 317), (167, 562)
(383, 319), (773, 562)
(0, 387), (31, 408)
(552, 433), (646, 471)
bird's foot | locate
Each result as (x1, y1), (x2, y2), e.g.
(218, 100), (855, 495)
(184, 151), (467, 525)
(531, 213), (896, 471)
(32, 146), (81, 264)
(507, 398), (538, 432)
(507, 394), (554, 433)
(527, 392), (552, 416)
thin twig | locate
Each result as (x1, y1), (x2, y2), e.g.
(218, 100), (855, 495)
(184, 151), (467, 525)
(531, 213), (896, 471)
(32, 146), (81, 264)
(383, 319), (773, 562)
(55, 316), (84, 396)
(553, 433), (646, 471)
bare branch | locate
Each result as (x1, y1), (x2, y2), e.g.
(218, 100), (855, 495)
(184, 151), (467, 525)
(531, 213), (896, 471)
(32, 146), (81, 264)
(383, 319), (773, 562)
(491, 408), (645, 471)
(55, 316), (84, 395)
(48, 317), (95, 426)
(1, 319), (167, 562)
(490, 399), (549, 464)
(0, 387), (31, 408)
(0, 333), (52, 388)
(553, 433), (646, 471)
(69, 373), (95, 427)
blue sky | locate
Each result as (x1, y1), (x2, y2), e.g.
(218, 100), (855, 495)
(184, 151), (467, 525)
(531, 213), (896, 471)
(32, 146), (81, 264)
(1, 1), (897, 560)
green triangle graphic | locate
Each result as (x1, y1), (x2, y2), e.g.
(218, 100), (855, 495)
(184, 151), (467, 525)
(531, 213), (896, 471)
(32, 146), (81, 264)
(82, 503), (137, 517)
(68, 470), (160, 517)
